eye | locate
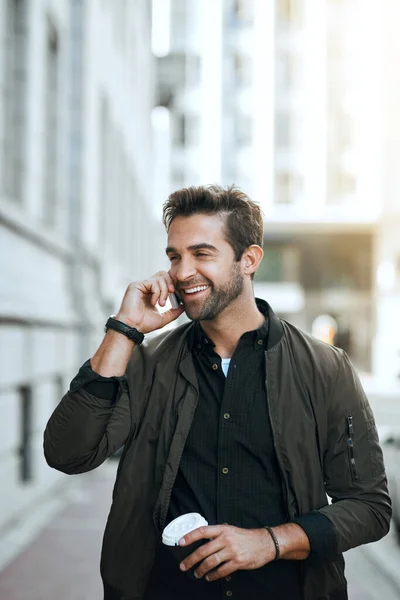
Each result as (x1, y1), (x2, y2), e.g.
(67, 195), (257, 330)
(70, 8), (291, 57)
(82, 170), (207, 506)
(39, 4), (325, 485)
(196, 253), (209, 258)
(169, 255), (179, 262)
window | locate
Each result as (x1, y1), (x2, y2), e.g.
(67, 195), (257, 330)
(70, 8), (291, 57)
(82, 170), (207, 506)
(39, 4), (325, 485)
(336, 112), (352, 150)
(256, 244), (300, 283)
(99, 96), (113, 249)
(255, 246), (284, 282)
(171, 167), (184, 188)
(1, 0), (27, 202)
(174, 114), (186, 146)
(43, 18), (60, 227)
(185, 115), (199, 145)
(186, 54), (201, 86)
(329, 171), (357, 199)
(276, 53), (297, 89)
(173, 114), (199, 146)
(327, 167), (357, 204)
(234, 54), (252, 87)
(275, 113), (292, 149)
(276, 0), (302, 28)
(235, 113), (252, 146)
(328, 111), (353, 155)
(19, 384), (33, 483)
(234, 0), (254, 26)
(275, 171), (303, 204)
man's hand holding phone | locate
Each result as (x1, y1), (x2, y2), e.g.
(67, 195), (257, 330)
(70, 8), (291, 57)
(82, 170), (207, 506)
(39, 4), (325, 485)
(91, 271), (184, 377)
(115, 271), (184, 335)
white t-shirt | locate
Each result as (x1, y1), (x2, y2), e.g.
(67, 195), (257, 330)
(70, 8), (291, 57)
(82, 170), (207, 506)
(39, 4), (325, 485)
(221, 358), (231, 377)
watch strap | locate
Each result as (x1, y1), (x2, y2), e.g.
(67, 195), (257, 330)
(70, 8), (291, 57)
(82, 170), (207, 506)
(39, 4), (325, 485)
(105, 316), (145, 345)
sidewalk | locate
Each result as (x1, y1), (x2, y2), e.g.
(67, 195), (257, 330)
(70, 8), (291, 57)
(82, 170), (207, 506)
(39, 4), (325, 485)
(0, 462), (117, 600)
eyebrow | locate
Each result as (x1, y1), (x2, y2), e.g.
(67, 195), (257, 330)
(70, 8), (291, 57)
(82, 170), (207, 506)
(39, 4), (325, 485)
(165, 243), (219, 255)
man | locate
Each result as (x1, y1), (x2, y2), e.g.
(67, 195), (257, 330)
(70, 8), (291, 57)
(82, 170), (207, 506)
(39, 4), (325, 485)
(44, 185), (391, 600)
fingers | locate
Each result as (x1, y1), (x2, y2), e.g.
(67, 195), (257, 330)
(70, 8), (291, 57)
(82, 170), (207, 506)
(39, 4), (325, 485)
(193, 550), (230, 580)
(148, 281), (162, 307)
(203, 560), (236, 582)
(151, 271), (175, 307)
(140, 272), (174, 307)
(179, 525), (223, 547)
(180, 539), (224, 577)
(156, 276), (169, 307)
(118, 270), (181, 335)
(179, 525), (272, 581)
(180, 527), (226, 573)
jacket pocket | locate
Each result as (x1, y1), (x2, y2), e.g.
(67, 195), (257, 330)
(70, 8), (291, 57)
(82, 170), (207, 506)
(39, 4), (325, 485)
(346, 415), (359, 481)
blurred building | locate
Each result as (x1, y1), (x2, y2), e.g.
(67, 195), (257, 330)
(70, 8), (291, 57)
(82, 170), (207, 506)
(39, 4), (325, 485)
(160, 0), (400, 374)
(0, 0), (165, 533)
(259, 0), (380, 373)
(256, 0), (399, 378)
(374, 0), (400, 380)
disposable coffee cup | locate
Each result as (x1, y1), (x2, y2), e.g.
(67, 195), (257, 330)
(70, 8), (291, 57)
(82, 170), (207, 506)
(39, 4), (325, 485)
(162, 513), (208, 579)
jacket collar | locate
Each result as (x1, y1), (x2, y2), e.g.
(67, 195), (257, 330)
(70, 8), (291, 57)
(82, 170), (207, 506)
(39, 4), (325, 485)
(259, 299), (284, 350)
(154, 297), (284, 354)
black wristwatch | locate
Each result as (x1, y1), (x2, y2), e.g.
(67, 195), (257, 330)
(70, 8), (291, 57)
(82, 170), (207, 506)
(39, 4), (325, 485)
(104, 316), (145, 345)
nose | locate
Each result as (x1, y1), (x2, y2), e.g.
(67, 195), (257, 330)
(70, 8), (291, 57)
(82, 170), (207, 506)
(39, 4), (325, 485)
(173, 256), (197, 282)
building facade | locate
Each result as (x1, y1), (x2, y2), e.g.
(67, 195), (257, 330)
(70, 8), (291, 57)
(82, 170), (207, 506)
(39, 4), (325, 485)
(373, 0), (400, 380)
(163, 0), (400, 375)
(0, 0), (165, 533)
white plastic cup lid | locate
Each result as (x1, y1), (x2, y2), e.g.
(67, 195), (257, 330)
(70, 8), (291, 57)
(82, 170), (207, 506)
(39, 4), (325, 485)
(162, 513), (208, 546)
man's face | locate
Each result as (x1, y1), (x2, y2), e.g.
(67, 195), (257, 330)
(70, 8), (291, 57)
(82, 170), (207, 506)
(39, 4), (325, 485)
(166, 214), (244, 321)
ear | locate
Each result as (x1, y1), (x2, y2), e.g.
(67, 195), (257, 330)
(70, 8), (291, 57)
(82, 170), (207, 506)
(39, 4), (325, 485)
(241, 245), (263, 277)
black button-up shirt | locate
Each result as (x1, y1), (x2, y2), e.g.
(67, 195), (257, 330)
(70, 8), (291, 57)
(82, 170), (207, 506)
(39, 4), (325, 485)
(145, 307), (303, 600)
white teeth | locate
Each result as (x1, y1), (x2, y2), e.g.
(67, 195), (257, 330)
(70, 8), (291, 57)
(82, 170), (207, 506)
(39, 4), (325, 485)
(185, 285), (209, 294)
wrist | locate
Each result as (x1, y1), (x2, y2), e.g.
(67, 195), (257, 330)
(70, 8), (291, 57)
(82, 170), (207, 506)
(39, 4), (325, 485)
(264, 526), (280, 561)
(105, 316), (145, 346)
(272, 523), (310, 561)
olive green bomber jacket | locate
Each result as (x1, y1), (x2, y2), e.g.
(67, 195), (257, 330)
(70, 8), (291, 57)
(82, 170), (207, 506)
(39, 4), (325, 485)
(43, 304), (391, 600)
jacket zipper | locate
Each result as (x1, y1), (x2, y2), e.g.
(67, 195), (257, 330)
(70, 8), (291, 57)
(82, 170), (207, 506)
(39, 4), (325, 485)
(347, 415), (359, 480)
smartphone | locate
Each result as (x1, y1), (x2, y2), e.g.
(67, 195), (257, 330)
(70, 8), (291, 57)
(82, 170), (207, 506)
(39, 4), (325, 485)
(168, 292), (182, 309)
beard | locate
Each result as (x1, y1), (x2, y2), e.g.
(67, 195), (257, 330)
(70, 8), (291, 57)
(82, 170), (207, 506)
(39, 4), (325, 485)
(182, 261), (244, 322)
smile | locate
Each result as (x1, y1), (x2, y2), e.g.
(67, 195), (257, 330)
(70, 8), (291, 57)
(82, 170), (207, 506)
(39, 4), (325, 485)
(183, 285), (210, 295)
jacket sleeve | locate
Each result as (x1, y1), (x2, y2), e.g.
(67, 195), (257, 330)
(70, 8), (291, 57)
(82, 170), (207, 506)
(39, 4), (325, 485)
(43, 359), (133, 475)
(316, 350), (392, 554)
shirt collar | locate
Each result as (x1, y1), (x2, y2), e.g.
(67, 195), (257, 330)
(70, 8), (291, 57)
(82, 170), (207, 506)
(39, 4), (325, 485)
(189, 298), (269, 353)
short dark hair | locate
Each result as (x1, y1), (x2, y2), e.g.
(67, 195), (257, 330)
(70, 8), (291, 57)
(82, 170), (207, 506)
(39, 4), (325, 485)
(162, 184), (264, 262)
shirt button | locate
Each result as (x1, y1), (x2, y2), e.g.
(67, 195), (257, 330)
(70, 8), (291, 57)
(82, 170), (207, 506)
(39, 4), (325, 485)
(226, 591), (233, 597)
(222, 467), (229, 474)
(225, 575), (232, 582)
(223, 413), (231, 420)
(212, 363), (218, 370)
(257, 339), (263, 345)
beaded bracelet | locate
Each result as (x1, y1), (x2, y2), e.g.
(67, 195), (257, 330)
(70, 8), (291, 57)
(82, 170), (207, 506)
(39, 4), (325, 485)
(264, 526), (280, 561)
